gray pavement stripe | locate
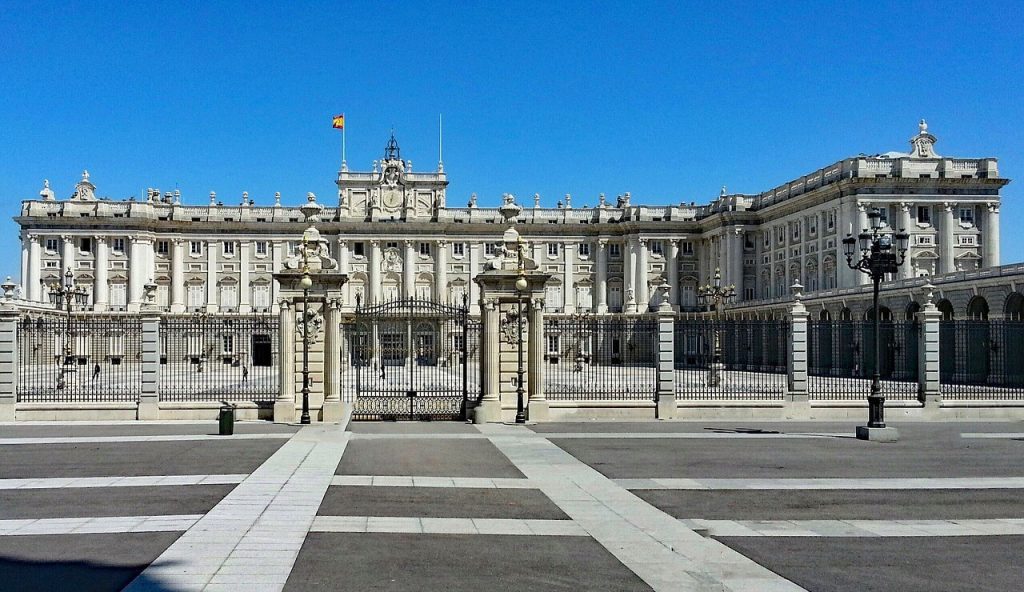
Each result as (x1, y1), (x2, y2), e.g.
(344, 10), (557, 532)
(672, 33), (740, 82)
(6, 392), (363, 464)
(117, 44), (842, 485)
(961, 433), (1024, 439)
(0, 474), (248, 490)
(542, 432), (847, 439)
(123, 425), (349, 592)
(477, 423), (806, 592)
(617, 477), (1024, 490)
(682, 518), (1024, 537)
(331, 475), (535, 488)
(349, 431), (845, 440)
(0, 514), (202, 535)
(311, 515), (587, 536)
(0, 433), (293, 445)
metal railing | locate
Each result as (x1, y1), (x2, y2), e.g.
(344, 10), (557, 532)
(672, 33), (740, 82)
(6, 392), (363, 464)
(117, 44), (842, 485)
(16, 314), (143, 402)
(542, 314), (658, 401)
(807, 320), (919, 401)
(674, 318), (788, 400)
(159, 314), (279, 402)
(940, 320), (1024, 400)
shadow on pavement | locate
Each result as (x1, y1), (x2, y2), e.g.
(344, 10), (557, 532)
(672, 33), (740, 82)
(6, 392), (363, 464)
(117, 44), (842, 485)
(0, 556), (182, 592)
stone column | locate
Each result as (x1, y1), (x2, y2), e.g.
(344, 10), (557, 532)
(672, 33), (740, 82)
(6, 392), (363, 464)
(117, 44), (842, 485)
(697, 239), (707, 290)
(786, 293), (810, 418)
(563, 242), (575, 313)
(138, 308), (161, 420)
(984, 204), (1000, 268)
(20, 235), (28, 302)
(170, 239), (184, 312)
(731, 229), (744, 299)
(637, 238), (649, 311)
(656, 301), (676, 419)
(337, 239), (351, 307)
(474, 297), (501, 423)
(623, 238), (635, 312)
(403, 240), (416, 299)
(369, 240), (381, 304)
(61, 234), (75, 277)
(469, 243), (481, 315)
(939, 202), (956, 274)
(272, 241), (283, 313)
(898, 203), (914, 279)
(435, 240), (448, 303)
(0, 305), (19, 421)
(595, 239), (608, 313)
(274, 300), (295, 422)
(206, 240), (218, 312)
(918, 296), (942, 412)
(27, 235), (41, 302)
(239, 241), (251, 313)
(94, 236), (109, 311)
(527, 296), (548, 421)
(128, 238), (141, 310)
(322, 298), (344, 421)
(667, 239), (680, 310)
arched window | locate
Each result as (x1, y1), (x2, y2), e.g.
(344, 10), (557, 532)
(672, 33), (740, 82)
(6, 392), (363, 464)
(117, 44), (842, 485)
(966, 296), (989, 320)
(1004, 292), (1024, 321)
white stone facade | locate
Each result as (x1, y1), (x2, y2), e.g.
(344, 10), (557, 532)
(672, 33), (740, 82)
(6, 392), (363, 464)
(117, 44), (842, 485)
(15, 123), (1007, 314)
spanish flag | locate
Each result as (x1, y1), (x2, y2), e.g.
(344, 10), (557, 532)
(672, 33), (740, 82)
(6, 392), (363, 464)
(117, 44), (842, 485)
(332, 114), (345, 129)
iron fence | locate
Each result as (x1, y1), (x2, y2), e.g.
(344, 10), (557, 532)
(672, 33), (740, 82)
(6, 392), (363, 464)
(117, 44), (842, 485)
(940, 320), (1024, 399)
(674, 318), (788, 400)
(17, 314), (143, 402)
(346, 299), (481, 420)
(159, 314), (279, 402)
(542, 314), (658, 401)
(807, 320), (919, 401)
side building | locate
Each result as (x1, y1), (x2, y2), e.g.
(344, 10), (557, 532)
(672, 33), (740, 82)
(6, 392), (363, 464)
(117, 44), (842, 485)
(14, 122), (1007, 315)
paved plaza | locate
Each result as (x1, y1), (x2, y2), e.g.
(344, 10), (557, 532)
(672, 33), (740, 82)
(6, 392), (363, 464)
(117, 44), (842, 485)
(0, 419), (1022, 591)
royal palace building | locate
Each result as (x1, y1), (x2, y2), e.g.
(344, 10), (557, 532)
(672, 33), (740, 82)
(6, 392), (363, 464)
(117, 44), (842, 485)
(14, 122), (1008, 316)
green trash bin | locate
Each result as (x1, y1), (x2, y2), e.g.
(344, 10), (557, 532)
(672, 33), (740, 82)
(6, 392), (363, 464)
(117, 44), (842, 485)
(218, 404), (235, 436)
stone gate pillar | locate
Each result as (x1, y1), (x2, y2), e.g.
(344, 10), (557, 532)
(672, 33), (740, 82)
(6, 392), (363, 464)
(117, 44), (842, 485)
(272, 193), (348, 423)
(472, 197), (551, 423)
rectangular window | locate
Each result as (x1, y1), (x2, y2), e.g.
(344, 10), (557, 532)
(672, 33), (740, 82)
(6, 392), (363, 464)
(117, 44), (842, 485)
(959, 207), (974, 224)
(958, 235), (976, 246)
(190, 241), (203, 255)
(609, 244), (621, 258)
(681, 241), (694, 255)
(255, 241), (268, 256)
(792, 223), (800, 240)
(222, 335), (234, 355)
(452, 243), (464, 257)
(45, 260), (59, 268)
(386, 241), (398, 249)
(220, 285), (238, 309)
(110, 283), (127, 306)
(578, 243), (590, 258)
(650, 241), (664, 256)
(827, 211), (836, 230)
(156, 240), (169, 256)
(763, 232), (770, 247)
(156, 284), (169, 307)
(45, 238), (59, 252)
(917, 206), (931, 225)
(80, 238), (92, 253)
(546, 334), (560, 356)
(109, 332), (125, 357)
(419, 242), (431, 256)
(187, 284), (205, 308)
(112, 238), (125, 253)
(547, 243), (559, 257)
(353, 242), (365, 257)
(252, 285), (270, 309)
(878, 207), (889, 226)
(485, 242), (496, 256)
(744, 287), (754, 301)
(223, 241), (235, 256)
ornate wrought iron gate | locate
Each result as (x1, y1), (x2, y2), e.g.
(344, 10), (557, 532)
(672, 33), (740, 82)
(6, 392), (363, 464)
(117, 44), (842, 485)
(348, 298), (480, 420)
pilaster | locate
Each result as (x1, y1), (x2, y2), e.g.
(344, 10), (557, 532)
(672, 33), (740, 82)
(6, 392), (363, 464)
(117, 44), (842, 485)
(0, 305), (19, 421)
(785, 288), (811, 418)
(138, 308), (161, 420)
(527, 296), (548, 422)
(274, 300), (296, 422)
(656, 300), (676, 419)
(918, 295), (942, 413)
(322, 298), (344, 422)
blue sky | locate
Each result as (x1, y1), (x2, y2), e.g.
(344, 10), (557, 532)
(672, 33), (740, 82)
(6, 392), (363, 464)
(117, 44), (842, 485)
(1, 1), (1022, 280)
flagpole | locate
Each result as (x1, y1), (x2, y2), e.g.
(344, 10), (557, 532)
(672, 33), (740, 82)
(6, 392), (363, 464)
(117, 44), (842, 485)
(341, 115), (347, 172)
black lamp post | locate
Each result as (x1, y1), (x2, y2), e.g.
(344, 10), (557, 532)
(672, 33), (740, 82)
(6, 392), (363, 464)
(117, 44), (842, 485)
(842, 208), (910, 430)
(48, 268), (89, 388)
(697, 267), (735, 386)
(298, 236), (313, 425)
(514, 237), (528, 424)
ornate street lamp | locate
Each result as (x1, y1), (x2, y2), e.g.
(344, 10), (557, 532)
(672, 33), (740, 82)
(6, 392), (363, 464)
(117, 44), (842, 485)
(842, 208), (910, 431)
(696, 267), (735, 387)
(298, 233), (314, 425)
(48, 268), (89, 389)
(514, 237), (528, 424)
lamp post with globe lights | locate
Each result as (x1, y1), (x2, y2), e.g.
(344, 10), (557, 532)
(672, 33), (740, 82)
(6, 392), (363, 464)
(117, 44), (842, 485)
(298, 234), (314, 425)
(842, 207), (910, 436)
(514, 237), (528, 424)
(697, 268), (735, 387)
(48, 268), (89, 389)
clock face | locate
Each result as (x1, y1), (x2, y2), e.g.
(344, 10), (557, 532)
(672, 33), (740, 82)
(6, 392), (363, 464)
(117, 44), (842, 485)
(382, 188), (403, 210)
